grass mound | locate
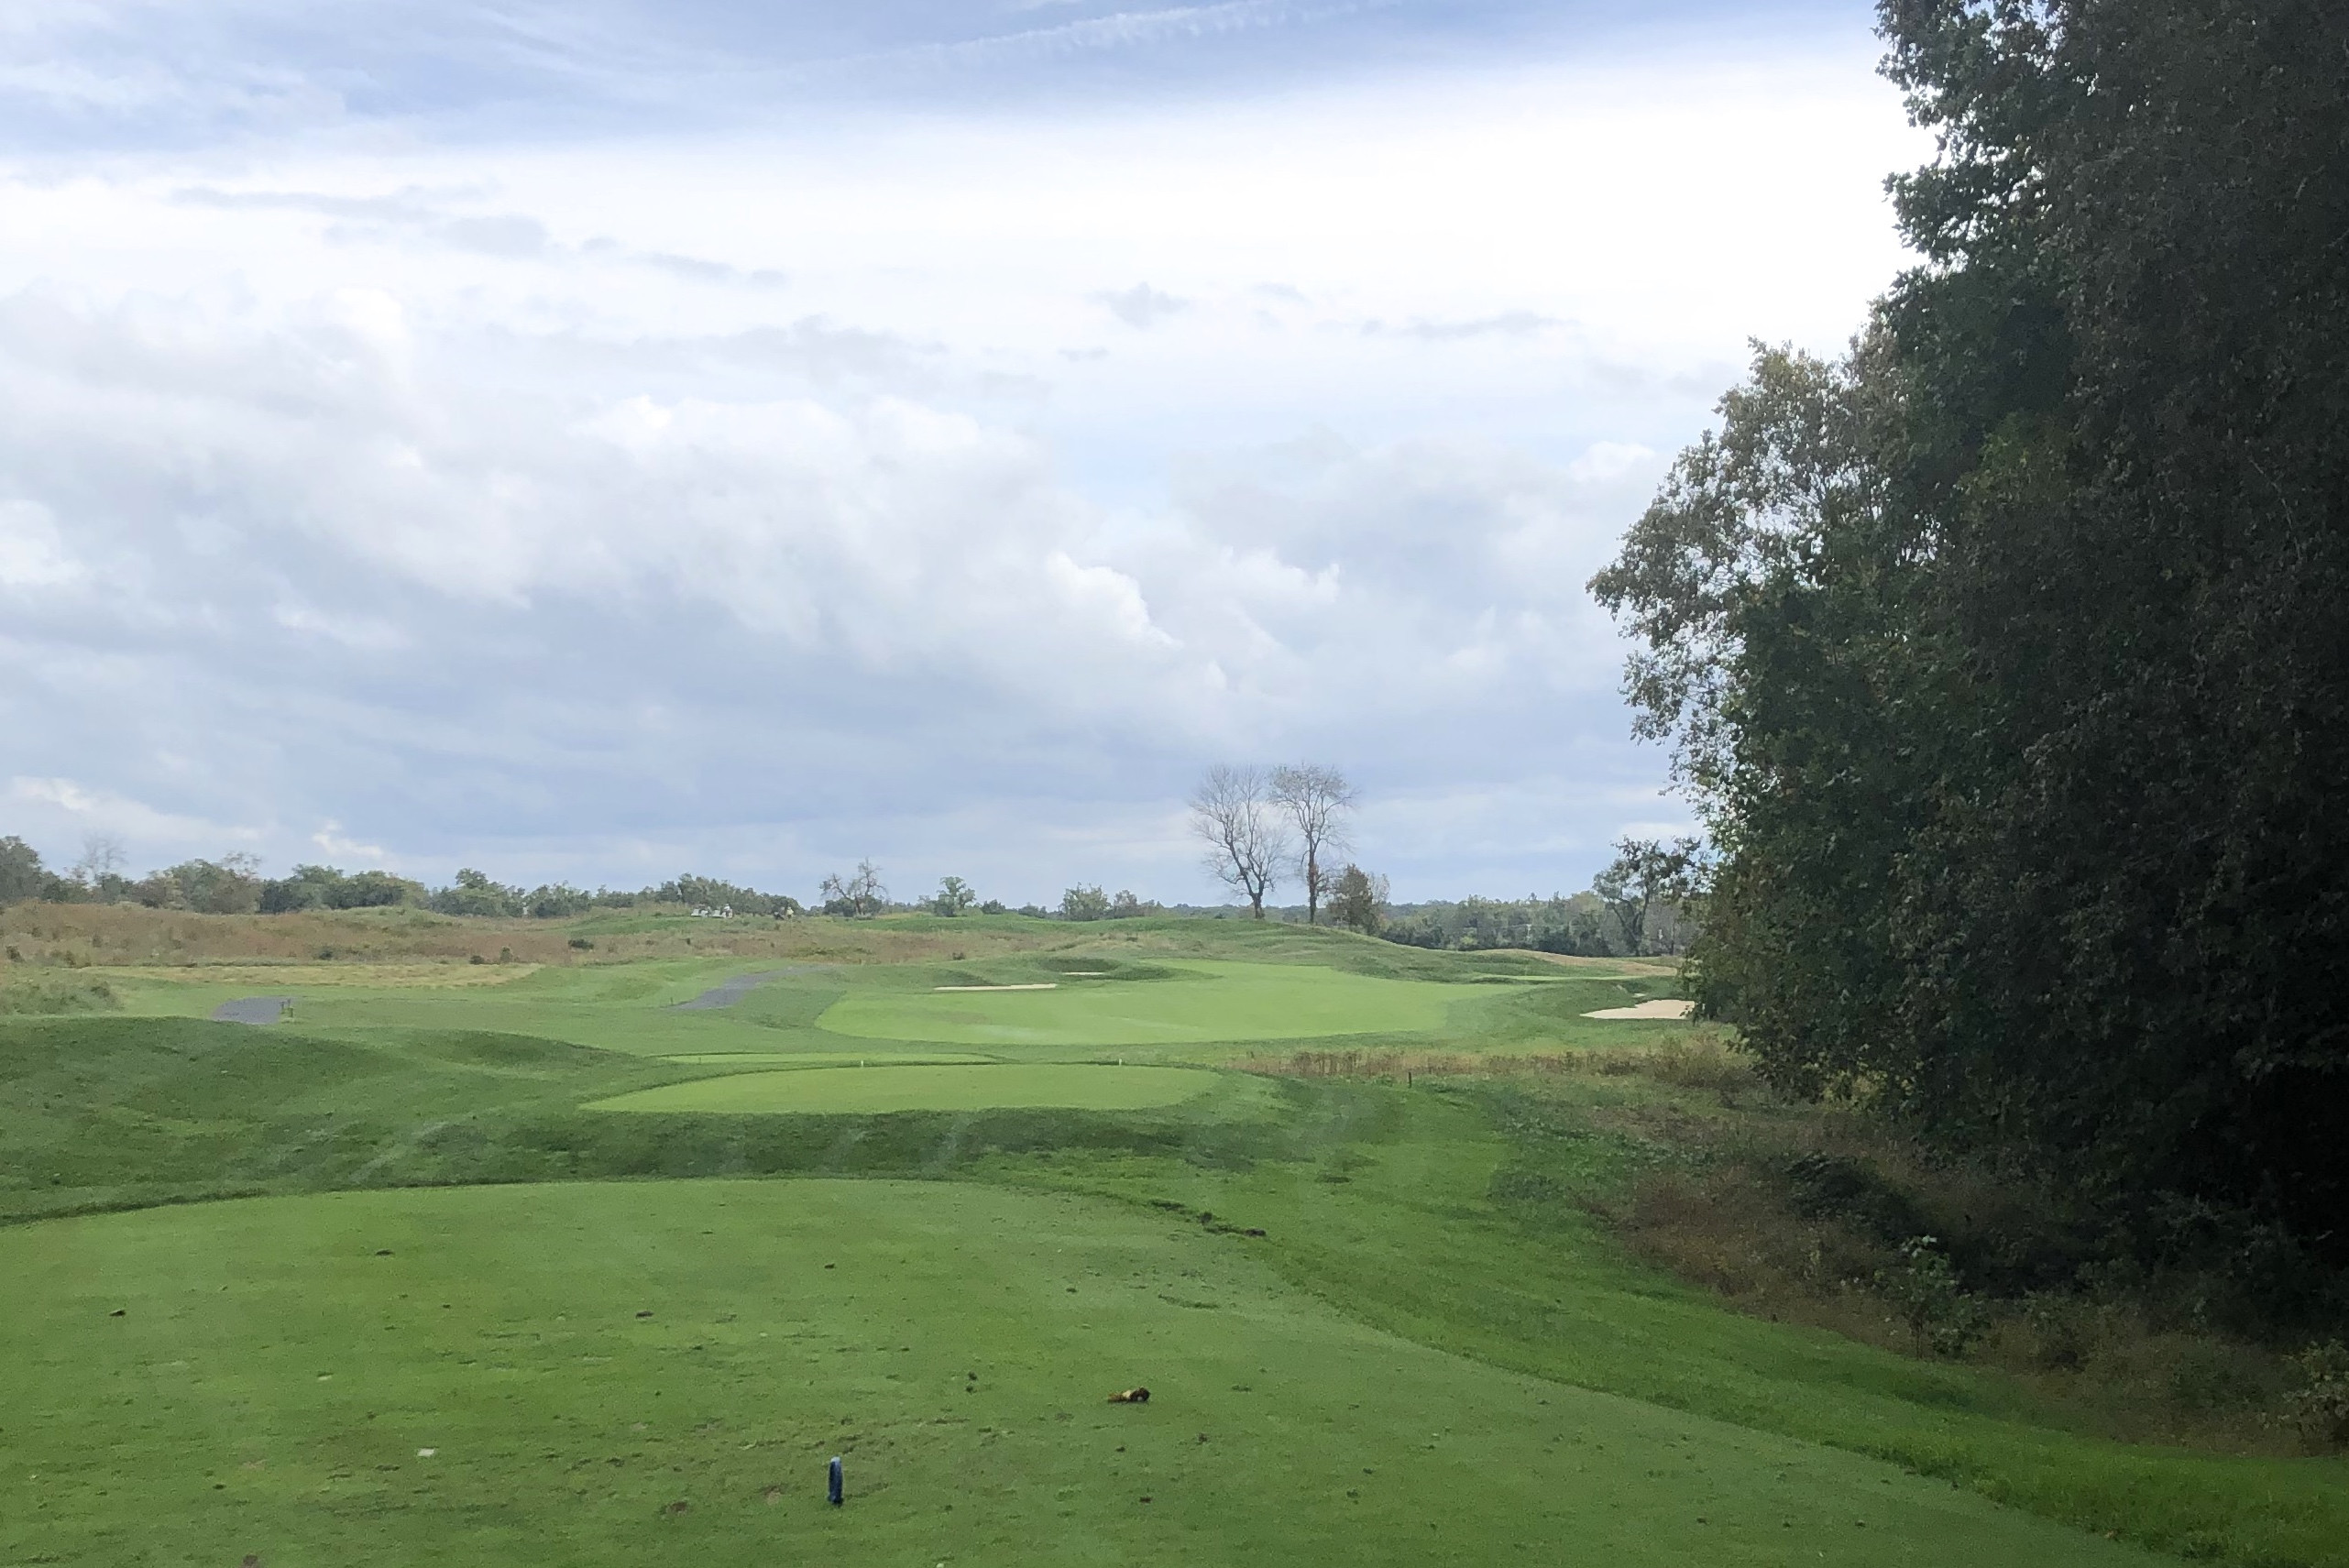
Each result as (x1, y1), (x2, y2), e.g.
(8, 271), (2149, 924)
(0, 1179), (2137, 1568)
(588, 1064), (1231, 1115)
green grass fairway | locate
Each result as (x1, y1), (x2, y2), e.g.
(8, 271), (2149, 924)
(0, 1180), (2138, 1568)
(9, 916), (2333, 1565)
(589, 1063), (1228, 1114)
(658, 1051), (995, 1068)
(817, 961), (1461, 1047)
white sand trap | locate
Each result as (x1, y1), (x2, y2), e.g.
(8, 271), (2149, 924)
(933, 982), (1059, 992)
(1583, 999), (1696, 1020)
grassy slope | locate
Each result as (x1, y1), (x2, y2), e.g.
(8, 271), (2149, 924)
(813, 960), (1465, 1047)
(2, 1179), (2135, 1568)
(75, 931), (1695, 1063)
(1004, 1084), (2349, 1567)
(587, 1063), (1246, 1114)
(5, 923), (2343, 1564)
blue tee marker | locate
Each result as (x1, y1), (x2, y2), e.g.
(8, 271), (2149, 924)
(829, 1455), (844, 1506)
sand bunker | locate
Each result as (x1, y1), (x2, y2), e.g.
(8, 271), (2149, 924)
(933, 982), (1058, 992)
(211, 997), (291, 1025)
(1582, 999), (1696, 1020)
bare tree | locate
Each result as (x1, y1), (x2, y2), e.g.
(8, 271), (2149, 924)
(71, 833), (126, 891)
(1270, 763), (1357, 925)
(819, 860), (888, 917)
(1190, 764), (1290, 918)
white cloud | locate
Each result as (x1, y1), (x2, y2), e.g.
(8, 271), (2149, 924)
(7, 775), (254, 846)
(0, 499), (82, 587)
(1095, 283), (1191, 330)
(0, 33), (1928, 899)
(311, 821), (389, 862)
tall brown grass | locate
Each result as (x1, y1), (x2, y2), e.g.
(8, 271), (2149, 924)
(0, 903), (1056, 973)
(1238, 1034), (1752, 1091)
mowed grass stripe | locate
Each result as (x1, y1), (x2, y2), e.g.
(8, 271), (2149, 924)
(588, 1063), (1224, 1114)
(815, 961), (1461, 1047)
(0, 1180), (2139, 1568)
(657, 1051), (995, 1068)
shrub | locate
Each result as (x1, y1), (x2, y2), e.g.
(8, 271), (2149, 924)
(2281, 1342), (2349, 1448)
(1876, 1235), (1989, 1358)
(0, 978), (121, 1015)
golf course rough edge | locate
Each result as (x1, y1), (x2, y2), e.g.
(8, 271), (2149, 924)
(0, 1179), (2145, 1568)
(586, 1062), (1229, 1115)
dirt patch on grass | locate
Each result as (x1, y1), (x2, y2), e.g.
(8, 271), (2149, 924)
(210, 997), (291, 1025)
(668, 970), (820, 1011)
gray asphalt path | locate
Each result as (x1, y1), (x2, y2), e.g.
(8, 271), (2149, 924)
(211, 996), (291, 1025)
(667, 966), (829, 1011)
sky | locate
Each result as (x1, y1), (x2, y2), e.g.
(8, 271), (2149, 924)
(0, 0), (1928, 907)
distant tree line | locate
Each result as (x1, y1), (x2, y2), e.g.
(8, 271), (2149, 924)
(1057, 885), (1161, 921)
(1358, 838), (1702, 956)
(0, 836), (806, 919)
(1593, 0), (2349, 1266)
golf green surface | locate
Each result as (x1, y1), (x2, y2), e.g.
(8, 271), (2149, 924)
(817, 961), (1460, 1047)
(1, 1180), (2137, 1568)
(589, 1063), (1225, 1114)
(657, 1052), (994, 1068)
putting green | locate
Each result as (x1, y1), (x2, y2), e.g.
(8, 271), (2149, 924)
(818, 960), (1459, 1047)
(588, 1063), (1222, 1114)
(657, 1051), (995, 1068)
(0, 1180), (2136, 1568)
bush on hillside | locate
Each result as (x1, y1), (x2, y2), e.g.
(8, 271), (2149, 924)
(134, 857), (263, 914)
(0, 978), (121, 1015)
(261, 864), (423, 911)
(2282, 1342), (2349, 1448)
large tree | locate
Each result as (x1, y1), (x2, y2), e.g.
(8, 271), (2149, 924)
(1325, 864), (1389, 936)
(0, 837), (45, 905)
(1590, 838), (1702, 958)
(1270, 764), (1357, 926)
(818, 861), (888, 918)
(1595, 0), (2349, 1255)
(1191, 765), (1290, 919)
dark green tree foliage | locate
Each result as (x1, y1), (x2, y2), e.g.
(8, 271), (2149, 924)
(1327, 864), (1389, 936)
(1382, 893), (1617, 955)
(1592, 838), (1705, 958)
(1596, 0), (2349, 1254)
(0, 838), (46, 905)
(653, 874), (802, 918)
(427, 868), (524, 916)
(133, 857), (264, 915)
(260, 865), (423, 912)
